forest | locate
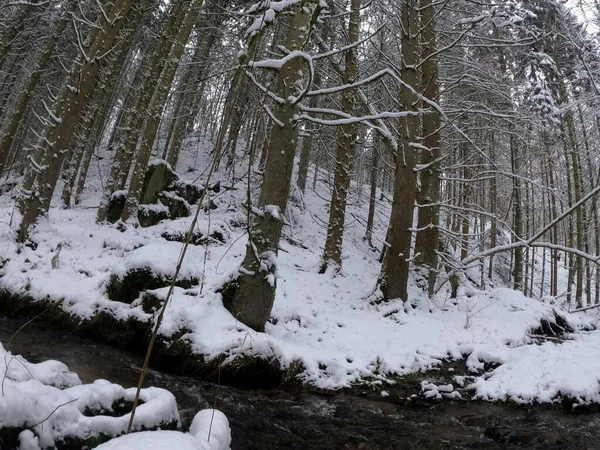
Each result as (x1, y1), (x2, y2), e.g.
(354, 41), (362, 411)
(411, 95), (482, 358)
(2, 0), (600, 448)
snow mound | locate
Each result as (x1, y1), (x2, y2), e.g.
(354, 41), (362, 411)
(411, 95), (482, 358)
(96, 409), (231, 450)
(472, 330), (600, 405)
(0, 343), (179, 449)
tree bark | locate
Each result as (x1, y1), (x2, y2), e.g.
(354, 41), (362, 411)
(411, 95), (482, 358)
(224, 1), (322, 331)
(413, 0), (440, 298)
(321, 0), (361, 272)
(378, 0), (420, 302)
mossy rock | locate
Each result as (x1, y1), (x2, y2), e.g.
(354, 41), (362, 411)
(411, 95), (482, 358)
(531, 312), (574, 337)
(157, 192), (191, 220)
(170, 179), (203, 205)
(141, 160), (175, 205)
(139, 292), (163, 314)
(203, 199), (218, 211)
(106, 190), (127, 224)
(106, 268), (198, 304)
(138, 204), (169, 228)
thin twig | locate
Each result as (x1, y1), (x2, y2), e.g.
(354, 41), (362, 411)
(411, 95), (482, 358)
(29, 398), (78, 428)
(127, 143), (222, 433)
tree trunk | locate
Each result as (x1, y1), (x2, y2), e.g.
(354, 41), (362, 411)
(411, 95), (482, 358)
(224, 1), (322, 331)
(511, 134), (524, 292)
(96, 0), (184, 222)
(296, 70), (322, 193)
(365, 139), (379, 247)
(413, 0), (440, 298)
(321, 0), (361, 272)
(378, 0), (420, 302)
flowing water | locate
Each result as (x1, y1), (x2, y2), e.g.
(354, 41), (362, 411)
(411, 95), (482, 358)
(1, 316), (599, 450)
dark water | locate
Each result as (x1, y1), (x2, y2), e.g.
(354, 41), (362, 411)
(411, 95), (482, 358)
(2, 316), (600, 450)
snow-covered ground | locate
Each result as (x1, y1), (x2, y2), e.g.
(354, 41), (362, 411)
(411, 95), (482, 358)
(0, 340), (230, 449)
(1, 136), (600, 408)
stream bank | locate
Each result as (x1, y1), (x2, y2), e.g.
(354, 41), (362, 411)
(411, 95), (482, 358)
(2, 316), (600, 450)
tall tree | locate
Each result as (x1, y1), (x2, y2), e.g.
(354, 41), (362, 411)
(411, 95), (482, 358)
(18, 0), (137, 242)
(223, 0), (323, 331)
(320, 0), (361, 272)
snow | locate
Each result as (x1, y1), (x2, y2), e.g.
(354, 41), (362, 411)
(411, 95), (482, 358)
(95, 411), (230, 450)
(0, 342), (182, 448)
(472, 330), (600, 405)
(1, 135), (600, 409)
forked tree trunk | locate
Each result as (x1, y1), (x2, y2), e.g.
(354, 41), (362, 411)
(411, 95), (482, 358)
(223, 1), (322, 331)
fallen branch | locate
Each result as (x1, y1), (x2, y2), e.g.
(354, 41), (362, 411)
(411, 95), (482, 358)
(570, 303), (600, 313)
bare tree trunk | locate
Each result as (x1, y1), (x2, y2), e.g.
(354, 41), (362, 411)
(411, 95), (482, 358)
(0, 3), (35, 63)
(321, 0), (361, 272)
(365, 139), (379, 247)
(511, 134), (524, 292)
(166, 22), (221, 168)
(296, 70), (321, 193)
(488, 137), (497, 280)
(223, 1), (322, 331)
(95, 0), (183, 222)
(379, 0), (420, 302)
(413, 0), (440, 298)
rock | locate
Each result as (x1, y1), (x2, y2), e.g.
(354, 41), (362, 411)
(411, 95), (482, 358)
(106, 190), (127, 224)
(203, 199), (218, 211)
(138, 204), (169, 228)
(209, 180), (221, 193)
(158, 192), (191, 220)
(141, 160), (176, 205)
(170, 179), (203, 205)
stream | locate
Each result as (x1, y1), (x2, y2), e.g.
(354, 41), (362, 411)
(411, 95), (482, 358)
(1, 315), (600, 450)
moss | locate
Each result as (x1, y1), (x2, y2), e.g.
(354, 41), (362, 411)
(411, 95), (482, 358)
(106, 268), (198, 304)
(140, 292), (163, 314)
(217, 277), (240, 311)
